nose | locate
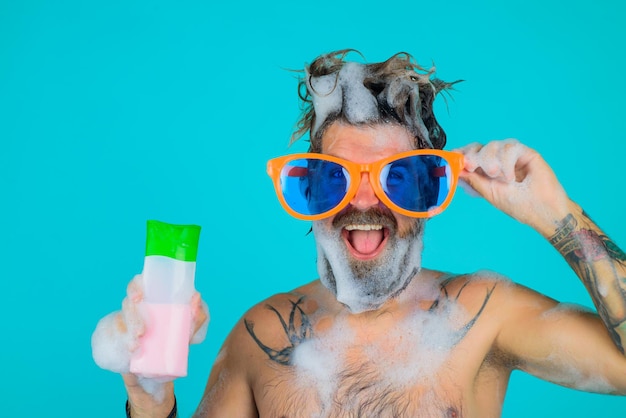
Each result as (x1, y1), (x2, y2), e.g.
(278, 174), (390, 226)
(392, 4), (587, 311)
(350, 172), (380, 210)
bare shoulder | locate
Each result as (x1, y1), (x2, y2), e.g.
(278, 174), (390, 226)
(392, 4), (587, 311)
(243, 281), (322, 328)
(221, 281), (323, 363)
(437, 270), (557, 314)
(439, 271), (583, 362)
(196, 284), (324, 416)
(431, 270), (561, 354)
(427, 270), (565, 373)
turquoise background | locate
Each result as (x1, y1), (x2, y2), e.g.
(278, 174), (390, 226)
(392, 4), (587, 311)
(1, 0), (625, 416)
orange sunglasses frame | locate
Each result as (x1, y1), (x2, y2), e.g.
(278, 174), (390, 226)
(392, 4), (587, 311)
(267, 149), (465, 221)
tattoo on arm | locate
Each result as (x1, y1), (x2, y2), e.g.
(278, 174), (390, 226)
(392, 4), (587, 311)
(244, 296), (313, 366)
(549, 212), (626, 353)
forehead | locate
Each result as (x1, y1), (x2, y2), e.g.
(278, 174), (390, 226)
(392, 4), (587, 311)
(320, 122), (416, 161)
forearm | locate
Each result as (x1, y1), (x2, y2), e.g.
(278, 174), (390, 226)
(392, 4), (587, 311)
(547, 201), (626, 353)
(123, 374), (176, 417)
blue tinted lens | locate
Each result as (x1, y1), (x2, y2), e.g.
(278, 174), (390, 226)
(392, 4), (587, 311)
(381, 155), (450, 212)
(280, 158), (350, 216)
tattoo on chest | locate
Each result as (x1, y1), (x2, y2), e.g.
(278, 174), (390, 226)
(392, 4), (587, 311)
(243, 281), (494, 417)
(244, 296), (312, 366)
(245, 277), (496, 366)
(433, 276), (497, 343)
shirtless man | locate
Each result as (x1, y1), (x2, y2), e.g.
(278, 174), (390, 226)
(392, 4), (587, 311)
(108, 50), (626, 417)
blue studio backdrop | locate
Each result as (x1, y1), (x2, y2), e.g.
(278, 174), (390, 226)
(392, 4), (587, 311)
(1, 0), (625, 416)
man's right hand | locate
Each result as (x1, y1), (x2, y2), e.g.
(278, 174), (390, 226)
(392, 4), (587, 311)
(92, 274), (209, 416)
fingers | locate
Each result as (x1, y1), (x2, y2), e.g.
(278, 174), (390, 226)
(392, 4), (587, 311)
(122, 274), (146, 345)
(190, 292), (210, 344)
(123, 275), (209, 346)
(127, 274), (144, 301)
(95, 272), (210, 382)
(121, 300), (144, 351)
(92, 275), (148, 373)
(456, 139), (530, 183)
(453, 138), (572, 232)
(454, 141), (483, 173)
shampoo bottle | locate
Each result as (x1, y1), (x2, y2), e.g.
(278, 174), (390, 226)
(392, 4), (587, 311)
(129, 220), (201, 379)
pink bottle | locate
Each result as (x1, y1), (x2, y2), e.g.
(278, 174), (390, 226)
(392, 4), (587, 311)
(130, 220), (201, 379)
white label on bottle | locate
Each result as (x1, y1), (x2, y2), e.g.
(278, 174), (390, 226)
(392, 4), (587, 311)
(142, 255), (196, 303)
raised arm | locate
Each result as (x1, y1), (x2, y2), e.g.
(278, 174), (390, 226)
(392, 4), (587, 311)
(548, 206), (626, 351)
(457, 140), (626, 383)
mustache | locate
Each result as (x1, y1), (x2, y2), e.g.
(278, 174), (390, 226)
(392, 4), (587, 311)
(332, 206), (398, 231)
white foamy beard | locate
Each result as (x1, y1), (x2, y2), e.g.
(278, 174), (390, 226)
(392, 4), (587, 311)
(313, 217), (424, 313)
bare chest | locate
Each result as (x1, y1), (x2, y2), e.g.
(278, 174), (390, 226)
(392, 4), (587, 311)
(252, 330), (482, 418)
(246, 281), (504, 417)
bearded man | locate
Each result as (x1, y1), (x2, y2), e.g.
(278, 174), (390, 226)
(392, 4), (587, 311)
(97, 50), (626, 418)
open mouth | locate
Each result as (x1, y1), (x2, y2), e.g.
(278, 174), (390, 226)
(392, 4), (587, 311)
(342, 224), (389, 260)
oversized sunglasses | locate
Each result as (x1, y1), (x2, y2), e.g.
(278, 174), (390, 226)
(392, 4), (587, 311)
(267, 150), (464, 221)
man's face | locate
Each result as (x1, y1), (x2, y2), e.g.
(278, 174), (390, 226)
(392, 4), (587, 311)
(313, 122), (426, 313)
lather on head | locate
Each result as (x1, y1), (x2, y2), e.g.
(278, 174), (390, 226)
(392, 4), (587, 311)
(291, 49), (460, 152)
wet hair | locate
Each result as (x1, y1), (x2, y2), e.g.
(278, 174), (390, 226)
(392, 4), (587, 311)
(291, 49), (460, 152)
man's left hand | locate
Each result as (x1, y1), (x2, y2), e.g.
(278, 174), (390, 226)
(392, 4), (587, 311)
(455, 139), (575, 236)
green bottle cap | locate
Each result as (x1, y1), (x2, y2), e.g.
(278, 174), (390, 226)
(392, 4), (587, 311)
(145, 220), (201, 262)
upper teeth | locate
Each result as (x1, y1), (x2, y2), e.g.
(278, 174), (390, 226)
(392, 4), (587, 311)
(345, 224), (383, 231)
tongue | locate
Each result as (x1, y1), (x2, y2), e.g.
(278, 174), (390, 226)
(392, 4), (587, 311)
(349, 229), (384, 254)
